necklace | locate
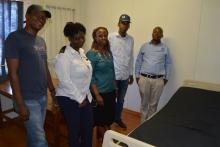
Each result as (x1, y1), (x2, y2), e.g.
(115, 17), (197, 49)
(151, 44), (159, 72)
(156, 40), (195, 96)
(98, 51), (112, 62)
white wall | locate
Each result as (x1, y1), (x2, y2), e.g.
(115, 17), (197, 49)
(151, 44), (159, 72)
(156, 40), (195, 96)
(78, 0), (220, 112)
(23, 0), (79, 55)
(195, 0), (220, 83)
(27, 0), (80, 77)
(22, 0), (220, 112)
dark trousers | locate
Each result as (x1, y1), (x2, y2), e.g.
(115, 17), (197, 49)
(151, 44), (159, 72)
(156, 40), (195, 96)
(56, 96), (93, 147)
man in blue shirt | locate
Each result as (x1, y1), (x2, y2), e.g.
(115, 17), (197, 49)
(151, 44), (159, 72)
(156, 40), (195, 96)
(109, 14), (134, 128)
(5, 5), (55, 147)
(135, 26), (171, 122)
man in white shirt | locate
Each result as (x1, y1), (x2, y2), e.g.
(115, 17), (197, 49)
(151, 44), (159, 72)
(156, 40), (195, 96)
(109, 14), (134, 128)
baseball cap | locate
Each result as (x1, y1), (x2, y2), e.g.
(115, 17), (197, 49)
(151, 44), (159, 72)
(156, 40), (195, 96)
(119, 14), (131, 23)
(26, 4), (51, 18)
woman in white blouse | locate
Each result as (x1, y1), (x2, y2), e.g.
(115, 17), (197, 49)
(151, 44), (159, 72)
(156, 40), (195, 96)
(54, 22), (93, 147)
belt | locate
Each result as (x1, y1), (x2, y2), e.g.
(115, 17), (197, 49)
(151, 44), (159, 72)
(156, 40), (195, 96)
(141, 73), (164, 79)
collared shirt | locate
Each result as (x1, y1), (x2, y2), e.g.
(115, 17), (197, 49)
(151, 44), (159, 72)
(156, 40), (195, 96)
(86, 49), (116, 93)
(54, 45), (92, 104)
(135, 42), (171, 79)
(109, 32), (134, 80)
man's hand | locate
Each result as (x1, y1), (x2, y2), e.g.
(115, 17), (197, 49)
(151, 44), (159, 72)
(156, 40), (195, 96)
(163, 79), (168, 85)
(6, 58), (29, 121)
(50, 89), (58, 108)
(115, 89), (118, 98)
(128, 75), (134, 85)
(19, 104), (29, 121)
(136, 77), (140, 84)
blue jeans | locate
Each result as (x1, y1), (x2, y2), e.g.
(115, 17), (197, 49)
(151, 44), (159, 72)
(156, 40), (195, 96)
(115, 79), (129, 121)
(14, 96), (48, 147)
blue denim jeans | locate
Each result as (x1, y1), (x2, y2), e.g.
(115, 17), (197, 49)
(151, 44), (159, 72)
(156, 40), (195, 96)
(115, 79), (129, 121)
(14, 96), (48, 147)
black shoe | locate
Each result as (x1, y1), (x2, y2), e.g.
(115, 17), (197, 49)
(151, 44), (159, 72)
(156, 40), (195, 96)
(115, 119), (127, 128)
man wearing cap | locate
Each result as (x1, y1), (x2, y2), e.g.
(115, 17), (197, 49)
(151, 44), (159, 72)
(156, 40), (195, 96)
(109, 14), (134, 129)
(135, 26), (171, 122)
(5, 4), (54, 147)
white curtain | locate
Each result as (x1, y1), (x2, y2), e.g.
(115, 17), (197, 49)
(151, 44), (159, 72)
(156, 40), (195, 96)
(38, 6), (75, 77)
(44, 6), (74, 61)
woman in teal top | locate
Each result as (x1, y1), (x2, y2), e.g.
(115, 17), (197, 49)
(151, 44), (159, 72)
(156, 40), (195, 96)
(86, 46), (115, 93)
(86, 26), (116, 142)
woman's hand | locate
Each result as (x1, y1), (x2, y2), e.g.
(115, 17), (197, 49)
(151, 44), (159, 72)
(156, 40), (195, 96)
(96, 94), (104, 106)
(79, 99), (88, 108)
